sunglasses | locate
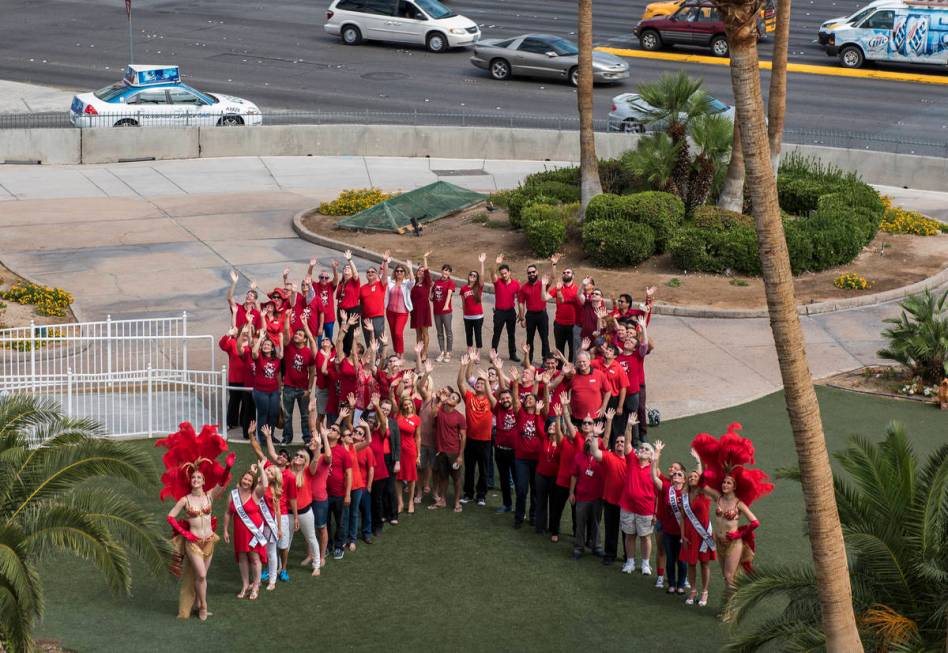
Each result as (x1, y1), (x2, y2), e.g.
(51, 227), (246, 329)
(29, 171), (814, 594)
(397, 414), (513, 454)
(367, 269), (378, 274)
(319, 275), (329, 280)
(672, 471), (684, 477)
(582, 420), (594, 426)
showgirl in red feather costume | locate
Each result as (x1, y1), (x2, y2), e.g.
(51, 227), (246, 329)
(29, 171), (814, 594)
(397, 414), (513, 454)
(158, 423), (236, 621)
(690, 422), (773, 591)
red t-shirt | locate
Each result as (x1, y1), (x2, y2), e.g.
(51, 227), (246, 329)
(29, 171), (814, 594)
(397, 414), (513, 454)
(346, 444), (365, 490)
(464, 391), (492, 442)
(657, 478), (683, 536)
(336, 277), (361, 311)
(572, 448), (605, 503)
(337, 358), (358, 403)
(435, 407), (466, 455)
(536, 437), (561, 477)
(518, 280), (547, 312)
(314, 349), (335, 390)
(431, 278), (456, 315)
(550, 283), (580, 326)
(357, 447), (375, 487)
(279, 467), (297, 515)
(284, 343), (314, 390)
(236, 304), (263, 332)
(591, 359), (629, 397)
(307, 457), (330, 503)
(617, 352), (644, 394)
(494, 404), (518, 449)
(326, 443), (352, 497)
(369, 428), (389, 481)
(283, 295), (306, 334)
(219, 335), (251, 384)
(566, 370), (609, 419)
(556, 435), (578, 488)
(398, 415), (421, 447)
(600, 451), (628, 506)
(514, 409), (545, 460)
(295, 469), (312, 508)
(359, 280), (386, 318)
(250, 354), (281, 393)
(493, 278), (521, 310)
(460, 284), (483, 317)
(620, 454), (655, 515)
(312, 281), (337, 324)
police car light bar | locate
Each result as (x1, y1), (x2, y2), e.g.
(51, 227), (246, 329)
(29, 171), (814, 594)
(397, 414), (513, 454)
(123, 65), (180, 87)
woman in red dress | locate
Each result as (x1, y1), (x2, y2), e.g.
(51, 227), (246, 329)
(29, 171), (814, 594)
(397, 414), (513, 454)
(222, 456), (269, 601)
(680, 470), (715, 607)
(392, 379), (422, 515)
(410, 253), (433, 361)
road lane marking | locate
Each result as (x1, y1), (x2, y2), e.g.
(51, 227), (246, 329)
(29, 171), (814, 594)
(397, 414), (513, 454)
(595, 47), (948, 86)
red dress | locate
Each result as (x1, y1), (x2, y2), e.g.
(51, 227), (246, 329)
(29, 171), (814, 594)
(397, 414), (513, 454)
(681, 492), (717, 565)
(229, 491), (267, 562)
(397, 415), (421, 481)
(409, 270), (433, 329)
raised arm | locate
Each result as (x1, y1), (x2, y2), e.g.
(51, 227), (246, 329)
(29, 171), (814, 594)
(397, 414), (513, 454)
(227, 269), (238, 308)
(456, 354), (472, 396)
(651, 440), (665, 490)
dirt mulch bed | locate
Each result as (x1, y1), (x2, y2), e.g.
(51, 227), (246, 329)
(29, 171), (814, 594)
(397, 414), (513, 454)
(301, 207), (948, 311)
(0, 260), (77, 330)
(819, 366), (943, 407)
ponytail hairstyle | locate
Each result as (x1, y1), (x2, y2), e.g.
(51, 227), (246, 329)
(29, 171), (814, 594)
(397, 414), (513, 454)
(296, 449), (311, 489)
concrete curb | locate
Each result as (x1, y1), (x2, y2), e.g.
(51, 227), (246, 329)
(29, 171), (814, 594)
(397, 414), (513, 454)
(293, 209), (948, 319)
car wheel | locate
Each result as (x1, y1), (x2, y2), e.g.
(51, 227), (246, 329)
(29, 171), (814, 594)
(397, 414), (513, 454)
(569, 67), (579, 87)
(639, 30), (662, 51)
(622, 120), (645, 134)
(341, 25), (363, 45)
(426, 32), (447, 53)
(489, 58), (511, 81)
(711, 35), (729, 57)
(113, 118), (139, 128)
(217, 115), (245, 127)
(839, 45), (864, 69)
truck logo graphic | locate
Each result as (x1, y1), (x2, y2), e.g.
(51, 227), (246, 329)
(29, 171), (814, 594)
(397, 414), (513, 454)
(865, 34), (889, 50)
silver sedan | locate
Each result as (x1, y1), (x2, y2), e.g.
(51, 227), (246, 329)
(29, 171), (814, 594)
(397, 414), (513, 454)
(607, 92), (734, 132)
(470, 34), (629, 86)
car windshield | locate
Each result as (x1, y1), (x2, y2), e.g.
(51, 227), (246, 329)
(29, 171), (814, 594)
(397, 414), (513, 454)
(548, 37), (578, 56)
(94, 82), (129, 101)
(415, 0), (455, 19)
(708, 98), (729, 113)
(845, 6), (875, 24)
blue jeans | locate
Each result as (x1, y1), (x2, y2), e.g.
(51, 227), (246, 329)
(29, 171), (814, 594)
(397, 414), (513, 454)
(317, 321), (335, 348)
(281, 386), (312, 444)
(328, 495), (349, 552)
(346, 488), (364, 545)
(663, 532), (688, 589)
(514, 458), (537, 525)
(358, 487), (373, 539)
(252, 389), (280, 445)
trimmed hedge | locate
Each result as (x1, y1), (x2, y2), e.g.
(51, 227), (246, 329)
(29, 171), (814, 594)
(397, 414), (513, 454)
(582, 220), (656, 267)
(584, 191), (684, 254)
(692, 206), (754, 230)
(525, 218), (567, 258)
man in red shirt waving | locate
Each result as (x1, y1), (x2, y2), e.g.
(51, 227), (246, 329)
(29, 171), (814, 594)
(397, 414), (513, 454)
(552, 351), (610, 425)
(490, 253), (521, 362)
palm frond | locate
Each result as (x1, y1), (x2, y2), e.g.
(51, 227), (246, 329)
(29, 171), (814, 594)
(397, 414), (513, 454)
(0, 524), (44, 653)
(723, 564), (819, 625)
(722, 613), (827, 653)
(861, 604), (920, 652)
(636, 71), (707, 134)
(0, 395), (67, 444)
(621, 133), (681, 193)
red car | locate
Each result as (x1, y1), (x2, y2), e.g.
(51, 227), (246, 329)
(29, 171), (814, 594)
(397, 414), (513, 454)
(633, 3), (764, 58)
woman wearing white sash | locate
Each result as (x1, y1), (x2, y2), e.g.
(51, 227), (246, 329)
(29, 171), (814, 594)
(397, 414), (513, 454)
(223, 453), (269, 600)
(680, 470), (715, 607)
(650, 440), (689, 595)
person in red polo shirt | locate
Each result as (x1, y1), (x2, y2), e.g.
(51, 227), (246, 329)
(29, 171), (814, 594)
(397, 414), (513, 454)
(510, 377), (548, 529)
(548, 253), (581, 363)
(220, 318), (254, 440)
(359, 253), (389, 353)
(431, 264), (456, 363)
(308, 257), (339, 344)
(620, 441), (656, 575)
(227, 270), (262, 334)
(569, 412), (612, 559)
(282, 317), (317, 446)
(461, 255), (486, 353)
(517, 263), (550, 365)
(596, 417), (636, 567)
(617, 327), (650, 446)
(591, 343), (629, 447)
(431, 387), (467, 513)
(490, 254), (522, 362)
(457, 356), (493, 505)
(336, 251), (362, 355)
(552, 352), (610, 424)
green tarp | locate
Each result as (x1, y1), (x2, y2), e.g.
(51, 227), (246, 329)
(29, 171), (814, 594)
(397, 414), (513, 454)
(335, 180), (486, 233)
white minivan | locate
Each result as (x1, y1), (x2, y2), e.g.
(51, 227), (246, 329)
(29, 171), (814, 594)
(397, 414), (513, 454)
(324, 0), (481, 52)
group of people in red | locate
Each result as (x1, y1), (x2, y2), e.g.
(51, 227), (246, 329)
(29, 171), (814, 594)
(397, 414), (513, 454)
(173, 249), (772, 618)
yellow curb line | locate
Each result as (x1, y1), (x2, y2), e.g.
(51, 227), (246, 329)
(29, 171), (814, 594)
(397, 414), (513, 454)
(595, 46), (948, 86)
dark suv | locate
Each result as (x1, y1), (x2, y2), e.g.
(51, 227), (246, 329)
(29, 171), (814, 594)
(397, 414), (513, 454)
(633, 3), (764, 57)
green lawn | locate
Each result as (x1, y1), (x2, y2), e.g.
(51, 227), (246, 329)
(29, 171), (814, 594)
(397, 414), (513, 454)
(36, 387), (946, 653)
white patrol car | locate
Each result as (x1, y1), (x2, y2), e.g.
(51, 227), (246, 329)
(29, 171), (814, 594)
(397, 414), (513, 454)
(69, 65), (263, 128)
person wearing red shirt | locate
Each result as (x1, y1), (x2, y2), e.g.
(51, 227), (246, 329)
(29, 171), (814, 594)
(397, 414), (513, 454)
(457, 356), (493, 505)
(248, 329), (283, 445)
(282, 318), (317, 446)
(368, 394), (402, 535)
(384, 254), (414, 356)
(223, 457), (269, 601)
(510, 377), (548, 529)
(227, 269), (262, 334)
(290, 442), (322, 576)
(308, 258), (339, 344)
(517, 263), (550, 365)
(431, 388), (466, 512)
(336, 252), (362, 355)
(596, 420), (633, 567)
(490, 388), (518, 513)
(617, 327), (650, 446)
(409, 254), (434, 360)
(359, 256), (389, 353)
(460, 254), (486, 352)
(534, 399), (563, 535)
(620, 441), (657, 576)
(220, 324), (254, 440)
(548, 254), (581, 362)
(591, 344), (630, 447)
(569, 412), (612, 559)
(352, 423), (376, 544)
(393, 390), (422, 515)
(341, 420), (372, 552)
(416, 381), (439, 504)
(650, 440), (691, 594)
(325, 424), (353, 561)
(431, 264), (456, 363)
(553, 352), (611, 424)
(490, 254), (522, 361)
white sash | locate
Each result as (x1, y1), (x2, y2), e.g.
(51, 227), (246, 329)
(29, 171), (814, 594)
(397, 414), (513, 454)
(681, 491), (715, 553)
(668, 484), (683, 525)
(231, 489), (268, 548)
(258, 495), (279, 543)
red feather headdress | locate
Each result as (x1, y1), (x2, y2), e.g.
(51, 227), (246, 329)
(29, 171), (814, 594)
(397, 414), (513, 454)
(691, 422), (773, 507)
(155, 422), (232, 502)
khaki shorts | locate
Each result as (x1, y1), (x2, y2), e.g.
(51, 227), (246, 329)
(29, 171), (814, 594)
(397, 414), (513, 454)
(620, 510), (654, 536)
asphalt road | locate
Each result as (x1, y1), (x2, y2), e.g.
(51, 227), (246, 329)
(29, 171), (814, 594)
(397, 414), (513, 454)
(2, 0), (948, 150)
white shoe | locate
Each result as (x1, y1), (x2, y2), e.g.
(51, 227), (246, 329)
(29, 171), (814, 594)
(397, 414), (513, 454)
(436, 352), (445, 363)
(655, 575), (664, 589)
(621, 559), (635, 574)
(641, 561), (652, 576)
(684, 579), (691, 590)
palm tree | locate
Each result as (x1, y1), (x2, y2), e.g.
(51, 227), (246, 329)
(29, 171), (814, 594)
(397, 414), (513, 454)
(0, 394), (169, 653)
(768, 0), (791, 172)
(637, 71), (713, 203)
(622, 132), (681, 194)
(709, 1), (863, 649)
(688, 113), (733, 212)
(576, 0), (602, 219)
(878, 288), (948, 385)
(723, 422), (948, 652)
(718, 121), (745, 212)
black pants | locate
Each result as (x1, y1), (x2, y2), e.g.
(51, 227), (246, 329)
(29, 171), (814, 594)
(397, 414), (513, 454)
(491, 308), (517, 358)
(370, 474), (396, 533)
(464, 318), (483, 349)
(602, 500), (622, 562)
(663, 532), (688, 589)
(494, 446), (515, 509)
(340, 306), (361, 356)
(535, 473), (556, 534)
(549, 483), (569, 536)
(226, 382), (254, 438)
(637, 383), (648, 440)
(463, 439), (490, 501)
(328, 495), (349, 552)
(553, 322), (574, 362)
(524, 310), (550, 364)
(611, 392), (640, 448)
(514, 458), (537, 525)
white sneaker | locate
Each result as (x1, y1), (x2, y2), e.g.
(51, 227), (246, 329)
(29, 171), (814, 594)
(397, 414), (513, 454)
(436, 352), (445, 363)
(621, 559), (635, 574)
(684, 579), (691, 590)
(655, 575), (664, 589)
(641, 561), (652, 576)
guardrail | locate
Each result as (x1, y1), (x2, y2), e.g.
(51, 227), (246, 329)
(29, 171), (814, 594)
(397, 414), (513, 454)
(2, 110), (946, 157)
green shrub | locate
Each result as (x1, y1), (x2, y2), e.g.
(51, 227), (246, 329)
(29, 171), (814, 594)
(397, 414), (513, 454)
(720, 227), (761, 276)
(669, 227), (725, 273)
(803, 214), (865, 270)
(585, 194), (626, 223)
(582, 220), (656, 267)
(506, 190), (529, 227)
(597, 158), (640, 195)
(619, 191), (685, 253)
(520, 203), (564, 227)
(525, 218), (567, 258)
(525, 180), (581, 204)
(692, 206), (754, 230)
(319, 187), (396, 216)
(488, 189), (518, 208)
(776, 176), (827, 215)
(523, 166), (581, 187)
(782, 218), (814, 274)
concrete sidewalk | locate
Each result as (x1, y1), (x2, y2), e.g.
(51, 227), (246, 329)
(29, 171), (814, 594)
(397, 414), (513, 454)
(1, 155), (945, 421)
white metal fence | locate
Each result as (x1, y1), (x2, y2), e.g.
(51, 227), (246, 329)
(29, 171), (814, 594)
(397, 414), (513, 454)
(0, 313), (229, 441)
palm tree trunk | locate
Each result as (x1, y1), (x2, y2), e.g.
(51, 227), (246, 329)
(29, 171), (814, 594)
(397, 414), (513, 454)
(718, 121), (744, 212)
(767, 0), (791, 172)
(577, 0), (602, 219)
(713, 3), (863, 651)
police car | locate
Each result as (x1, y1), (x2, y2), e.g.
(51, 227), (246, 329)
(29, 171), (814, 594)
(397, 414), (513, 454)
(69, 65), (263, 128)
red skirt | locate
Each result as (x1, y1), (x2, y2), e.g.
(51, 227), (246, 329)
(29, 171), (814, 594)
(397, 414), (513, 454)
(681, 519), (717, 565)
(397, 440), (419, 481)
(410, 303), (432, 329)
